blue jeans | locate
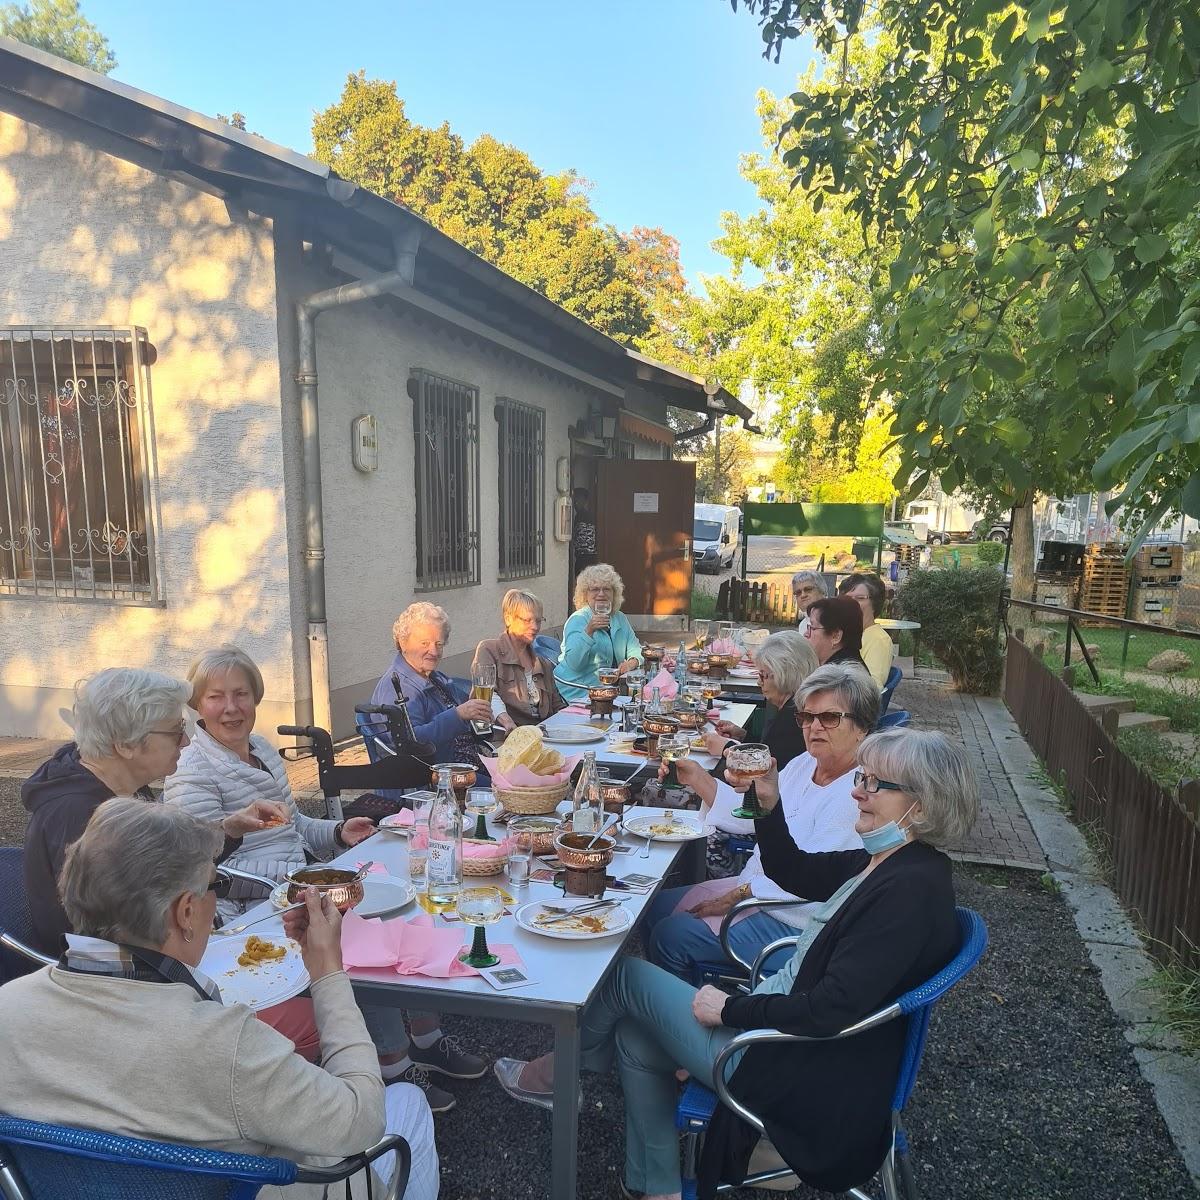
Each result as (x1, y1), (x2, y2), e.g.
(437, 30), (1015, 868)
(581, 956), (738, 1195)
(645, 884), (799, 982)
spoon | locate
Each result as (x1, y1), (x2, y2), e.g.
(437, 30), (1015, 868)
(585, 813), (620, 849)
(215, 902), (304, 936)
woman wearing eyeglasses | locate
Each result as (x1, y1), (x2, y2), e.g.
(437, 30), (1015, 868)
(21, 667), (281, 961)
(640, 664), (878, 984)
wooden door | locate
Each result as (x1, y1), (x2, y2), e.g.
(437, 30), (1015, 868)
(594, 459), (695, 630)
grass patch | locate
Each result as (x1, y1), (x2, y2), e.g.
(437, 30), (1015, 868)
(1117, 728), (1200, 790)
(931, 542), (986, 566)
(1027, 622), (1200, 681)
(1144, 943), (1200, 1053)
(691, 581), (718, 620)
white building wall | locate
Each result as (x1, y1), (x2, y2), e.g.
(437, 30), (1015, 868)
(0, 110), (298, 739)
(303, 280), (596, 729)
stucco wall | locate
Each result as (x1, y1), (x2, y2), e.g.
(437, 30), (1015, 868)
(293, 268), (597, 728)
(0, 109), (297, 738)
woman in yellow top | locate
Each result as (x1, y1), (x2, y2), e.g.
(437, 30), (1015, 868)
(838, 572), (893, 689)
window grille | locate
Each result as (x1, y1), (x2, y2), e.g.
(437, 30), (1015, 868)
(496, 398), (545, 580)
(409, 369), (480, 590)
(0, 327), (159, 603)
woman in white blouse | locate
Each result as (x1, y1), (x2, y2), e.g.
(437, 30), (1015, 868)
(644, 663), (880, 982)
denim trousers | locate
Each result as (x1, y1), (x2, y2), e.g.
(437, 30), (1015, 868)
(581, 956), (738, 1195)
(644, 883), (799, 982)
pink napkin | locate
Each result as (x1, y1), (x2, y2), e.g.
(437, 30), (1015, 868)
(560, 704), (590, 715)
(379, 810), (414, 828)
(409, 832), (512, 859)
(341, 911), (522, 978)
(642, 668), (678, 701)
(707, 709), (721, 720)
(480, 753), (581, 789)
(709, 638), (738, 656)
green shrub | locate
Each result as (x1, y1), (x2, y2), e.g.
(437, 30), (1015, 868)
(975, 540), (1005, 565)
(895, 566), (1004, 693)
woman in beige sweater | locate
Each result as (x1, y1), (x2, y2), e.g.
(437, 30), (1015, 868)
(0, 798), (439, 1200)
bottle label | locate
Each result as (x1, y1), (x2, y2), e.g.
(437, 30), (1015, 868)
(428, 838), (457, 878)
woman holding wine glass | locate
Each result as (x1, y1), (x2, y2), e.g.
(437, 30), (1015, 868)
(473, 589), (566, 726)
(554, 564), (643, 704)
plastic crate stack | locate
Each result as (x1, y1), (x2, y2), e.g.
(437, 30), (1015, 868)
(1034, 540), (1083, 623)
(1080, 543), (1131, 623)
(1133, 544), (1183, 627)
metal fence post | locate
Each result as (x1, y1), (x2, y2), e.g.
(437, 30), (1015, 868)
(1064, 615), (1074, 671)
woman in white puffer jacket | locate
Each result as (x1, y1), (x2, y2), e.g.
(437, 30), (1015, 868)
(163, 645), (377, 919)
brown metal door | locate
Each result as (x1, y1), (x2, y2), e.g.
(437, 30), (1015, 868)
(594, 459), (695, 629)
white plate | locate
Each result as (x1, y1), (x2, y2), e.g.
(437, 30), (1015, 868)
(624, 813), (706, 842)
(377, 814), (415, 836)
(728, 668), (758, 680)
(514, 900), (632, 941)
(201, 933), (308, 1012)
(540, 724), (607, 744)
(270, 876), (416, 919)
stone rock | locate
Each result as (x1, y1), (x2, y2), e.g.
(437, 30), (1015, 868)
(1083, 643), (1102, 660)
(1146, 648), (1193, 674)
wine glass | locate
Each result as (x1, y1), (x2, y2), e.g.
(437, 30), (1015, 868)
(725, 742), (771, 819)
(692, 618), (710, 649)
(659, 732), (691, 789)
(594, 596), (612, 618)
(597, 667), (620, 687)
(465, 787), (499, 841)
(456, 886), (504, 967)
(470, 664), (497, 735)
(625, 669), (645, 701)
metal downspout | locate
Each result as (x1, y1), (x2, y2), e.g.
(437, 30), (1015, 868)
(295, 227), (421, 733)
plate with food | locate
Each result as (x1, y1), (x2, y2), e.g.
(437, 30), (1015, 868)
(200, 933), (308, 1011)
(514, 900), (633, 941)
(539, 724), (607, 745)
(271, 876), (415, 919)
(624, 813), (706, 842)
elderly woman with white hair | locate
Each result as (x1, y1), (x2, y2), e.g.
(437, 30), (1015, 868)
(472, 589), (565, 726)
(371, 602), (513, 769)
(792, 570), (828, 634)
(0, 798), (440, 1200)
(22, 667), (280, 959)
(495, 729), (978, 1200)
(554, 563), (642, 704)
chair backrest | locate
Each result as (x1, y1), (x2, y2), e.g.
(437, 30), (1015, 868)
(533, 634), (561, 665)
(0, 847), (40, 985)
(0, 1117), (296, 1200)
(355, 710), (388, 765)
(875, 709), (910, 731)
(890, 907), (988, 1113)
(879, 665), (903, 715)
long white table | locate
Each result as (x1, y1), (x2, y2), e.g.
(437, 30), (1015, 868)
(215, 805), (713, 1199)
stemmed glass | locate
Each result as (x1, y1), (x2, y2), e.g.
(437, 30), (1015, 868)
(726, 742), (771, 819)
(594, 596), (613, 618)
(470, 664), (497, 735)
(692, 618), (710, 649)
(465, 787), (499, 841)
(659, 732), (691, 789)
(456, 886), (504, 968)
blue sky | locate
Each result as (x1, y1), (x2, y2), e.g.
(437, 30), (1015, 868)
(83, 0), (813, 287)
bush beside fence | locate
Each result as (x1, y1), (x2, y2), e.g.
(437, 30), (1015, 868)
(1005, 633), (1199, 970)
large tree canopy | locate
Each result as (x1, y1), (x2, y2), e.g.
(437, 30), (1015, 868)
(0, 0), (115, 72)
(311, 73), (688, 349)
(732, 0), (1200, 558)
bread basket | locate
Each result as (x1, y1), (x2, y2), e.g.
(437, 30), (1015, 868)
(495, 779), (570, 814)
(462, 840), (509, 876)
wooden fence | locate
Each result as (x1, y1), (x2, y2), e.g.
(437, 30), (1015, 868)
(1004, 633), (1200, 968)
(715, 578), (800, 627)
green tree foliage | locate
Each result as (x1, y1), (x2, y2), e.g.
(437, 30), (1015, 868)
(733, 0), (1200, 596)
(779, 404), (900, 502)
(694, 421), (757, 503)
(311, 73), (688, 348)
(0, 0), (115, 72)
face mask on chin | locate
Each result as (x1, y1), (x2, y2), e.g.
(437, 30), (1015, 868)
(860, 801), (918, 855)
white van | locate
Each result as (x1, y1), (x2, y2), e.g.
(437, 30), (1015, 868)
(693, 503), (741, 573)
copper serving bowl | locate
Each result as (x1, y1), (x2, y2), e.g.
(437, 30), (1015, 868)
(641, 713), (680, 737)
(685, 657), (711, 676)
(285, 867), (364, 913)
(708, 652), (736, 668)
(641, 645), (664, 665)
(598, 776), (631, 816)
(554, 830), (616, 871)
(588, 684), (619, 702)
(507, 815), (560, 855)
(431, 763), (478, 791)
(674, 708), (706, 730)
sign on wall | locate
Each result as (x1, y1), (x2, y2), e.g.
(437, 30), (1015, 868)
(633, 492), (660, 513)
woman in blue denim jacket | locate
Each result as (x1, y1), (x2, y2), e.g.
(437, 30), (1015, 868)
(554, 563), (643, 704)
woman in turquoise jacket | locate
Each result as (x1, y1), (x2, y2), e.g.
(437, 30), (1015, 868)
(554, 563), (643, 703)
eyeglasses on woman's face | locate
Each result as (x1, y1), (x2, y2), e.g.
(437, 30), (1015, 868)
(795, 709), (854, 730)
(853, 769), (904, 793)
(145, 722), (187, 746)
(205, 866), (234, 900)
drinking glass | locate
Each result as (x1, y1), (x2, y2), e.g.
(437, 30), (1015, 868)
(691, 618), (710, 649)
(594, 597), (612, 618)
(597, 667), (620, 687)
(506, 820), (536, 886)
(407, 793), (434, 892)
(456, 886), (504, 967)
(625, 670), (645, 700)
(725, 742), (771, 819)
(470, 664), (497, 734)
(466, 787), (499, 841)
(716, 621), (734, 649)
(659, 732), (691, 788)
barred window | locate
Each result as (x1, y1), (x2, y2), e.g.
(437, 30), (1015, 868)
(409, 369), (480, 590)
(0, 327), (158, 603)
(496, 398), (545, 580)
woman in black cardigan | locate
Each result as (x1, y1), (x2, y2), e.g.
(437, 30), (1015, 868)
(493, 729), (979, 1200)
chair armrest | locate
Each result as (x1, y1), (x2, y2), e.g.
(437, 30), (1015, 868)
(711, 1005), (905, 1131)
(217, 866), (280, 892)
(0, 931), (55, 967)
(294, 1135), (410, 1200)
(749, 936), (802, 988)
(717, 896), (811, 975)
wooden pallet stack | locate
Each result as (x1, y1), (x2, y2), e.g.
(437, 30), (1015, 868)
(1080, 543), (1131, 622)
(1133, 544), (1183, 626)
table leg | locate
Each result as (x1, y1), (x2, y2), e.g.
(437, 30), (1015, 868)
(551, 1012), (582, 1200)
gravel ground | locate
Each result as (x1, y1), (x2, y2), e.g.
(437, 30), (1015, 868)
(2, 779), (1194, 1198)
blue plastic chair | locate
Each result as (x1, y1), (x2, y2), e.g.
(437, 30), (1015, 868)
(0, 1117), (410, 1200)
(533, 634), (561, 665)
(876, 710), (910, 731)
(879, 665), (903, 716)
(677, 907), (988, 1200)
(0, 848), (54, 985)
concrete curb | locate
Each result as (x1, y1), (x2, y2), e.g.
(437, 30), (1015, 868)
(975, 695), (1200, 1188)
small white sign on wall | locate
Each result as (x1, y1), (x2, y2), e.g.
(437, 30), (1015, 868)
(633, 492), (659, 513)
